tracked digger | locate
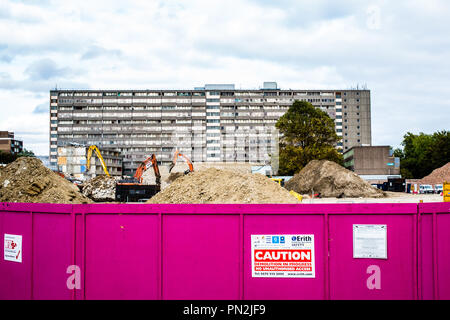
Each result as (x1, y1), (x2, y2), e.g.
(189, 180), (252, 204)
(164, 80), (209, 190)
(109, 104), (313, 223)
(115, 154), (161, 202)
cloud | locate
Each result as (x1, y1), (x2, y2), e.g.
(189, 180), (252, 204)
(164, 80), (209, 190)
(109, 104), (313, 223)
(33, 102), (48, 114)
(0, 0), (449, 155)
(81, 45), (122, 60)
(24, 58), (73, 80)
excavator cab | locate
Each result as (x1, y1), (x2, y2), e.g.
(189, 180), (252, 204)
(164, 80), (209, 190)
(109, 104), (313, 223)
(169, 150), (194, 175)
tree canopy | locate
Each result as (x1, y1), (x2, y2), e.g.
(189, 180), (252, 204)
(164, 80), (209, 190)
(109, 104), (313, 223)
(393, 130), (450, 179)
(275, 100), (343, 175)
(17, 148), (35, 158)
(0, 148), (35, 165)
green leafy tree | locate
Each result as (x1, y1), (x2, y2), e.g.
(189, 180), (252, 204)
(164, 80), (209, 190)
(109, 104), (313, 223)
(395, 130), (450, 179)
(0, 151), (18, 164)
(275, 100), (343, 175)
(17, 148), (35, 157)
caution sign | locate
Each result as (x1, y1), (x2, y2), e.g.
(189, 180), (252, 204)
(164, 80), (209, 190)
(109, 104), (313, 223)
(251, 234), (315, 278)
(4, 234), (22, 263)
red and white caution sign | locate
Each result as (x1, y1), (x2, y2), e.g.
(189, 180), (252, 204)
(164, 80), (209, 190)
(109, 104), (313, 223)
(4, 234), (22, 263)
(251, 234), (315, 278)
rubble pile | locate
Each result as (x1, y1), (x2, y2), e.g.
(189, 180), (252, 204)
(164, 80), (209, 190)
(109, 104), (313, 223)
(285, 160), (385, 198)
(82, 175), (117, 202)
(418, 162), (450, 184)
(148, 168), (300, 204)
(0, 157), (92, 204)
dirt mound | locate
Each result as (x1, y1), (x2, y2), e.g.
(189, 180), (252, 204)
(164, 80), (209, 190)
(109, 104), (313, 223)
(418, 162), (450, 184)
(285, 160), (385, 198)
(166, 172), (185, 183)
(0, 157), (92, 204)
(148, 168), (300, 204)
(82, 175), (116, 202)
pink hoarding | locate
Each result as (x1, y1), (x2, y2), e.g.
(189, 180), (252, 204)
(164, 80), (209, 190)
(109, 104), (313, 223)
(0, 202), (449, 300)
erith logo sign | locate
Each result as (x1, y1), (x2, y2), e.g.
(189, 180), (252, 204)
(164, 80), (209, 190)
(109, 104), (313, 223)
(254, 250), (312, 262)
(251, 234), (315, 278)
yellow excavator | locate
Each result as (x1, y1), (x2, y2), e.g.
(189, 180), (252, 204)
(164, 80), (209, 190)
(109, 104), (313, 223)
(86, 145), (110, 176)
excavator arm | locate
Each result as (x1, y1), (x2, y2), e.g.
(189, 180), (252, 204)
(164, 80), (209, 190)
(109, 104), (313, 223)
(86, 145), (110, 176)
(168, 150), (194, 174)
(134, 154), (161, 185)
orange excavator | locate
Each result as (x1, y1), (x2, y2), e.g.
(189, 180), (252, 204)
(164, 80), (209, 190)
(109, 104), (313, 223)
(118, 154), (161, 186)
(115, 154), (161, 202)
(168, 150), (194, 175)
(134, 154), (161, 185)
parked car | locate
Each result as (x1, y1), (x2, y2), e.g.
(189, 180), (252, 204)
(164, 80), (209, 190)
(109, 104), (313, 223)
(434, 184), (443, 194)
(419, 184), (434, 194)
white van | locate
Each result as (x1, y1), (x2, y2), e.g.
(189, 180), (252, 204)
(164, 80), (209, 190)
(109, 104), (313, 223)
(419, 185), (434, 194)
(434, 184), (443, 194)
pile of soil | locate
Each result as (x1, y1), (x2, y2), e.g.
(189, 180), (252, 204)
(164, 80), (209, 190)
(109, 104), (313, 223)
(148, 168), (299, 204)
(82, 175), (116, 202)
(418, 162), (450, 184)
(0, 157), (92, 204)
(285, 160), (385, 198)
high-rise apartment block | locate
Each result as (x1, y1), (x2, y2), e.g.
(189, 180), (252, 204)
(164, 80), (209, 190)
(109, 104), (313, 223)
(49, 83), (371, 175)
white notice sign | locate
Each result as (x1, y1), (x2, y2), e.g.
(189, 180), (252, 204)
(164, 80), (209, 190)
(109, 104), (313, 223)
(353, 225), (387, 259)
(251, 234), (315, 278)
(4, 234), (22, 263)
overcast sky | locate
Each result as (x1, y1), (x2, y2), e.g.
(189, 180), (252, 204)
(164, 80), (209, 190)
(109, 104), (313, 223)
(0, 0), (449, 156)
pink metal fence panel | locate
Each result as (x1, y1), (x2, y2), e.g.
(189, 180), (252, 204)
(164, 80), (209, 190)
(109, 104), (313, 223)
(1, 202), (449, 300)
(244, 214), (326, 300)
(163, 215), (241, 300)
(0, 210), (32, 300)
(418, 203), (450, 300)
(32, 213), (73, 300)
(0, 203), (73, 300)
(329, 214), (416, 299)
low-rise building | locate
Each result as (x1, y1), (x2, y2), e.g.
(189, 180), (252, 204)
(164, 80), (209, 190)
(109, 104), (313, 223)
(57, 146), (123, 179)
(0, 131), (23, 155)
(343, 146), (401, 183)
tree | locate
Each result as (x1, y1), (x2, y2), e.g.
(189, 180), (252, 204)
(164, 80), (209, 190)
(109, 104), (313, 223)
(0, 150), (17, 164)
(275, 100), (343, 175)
(17, 148), (35, 157)
(394, 130), (450, 179)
